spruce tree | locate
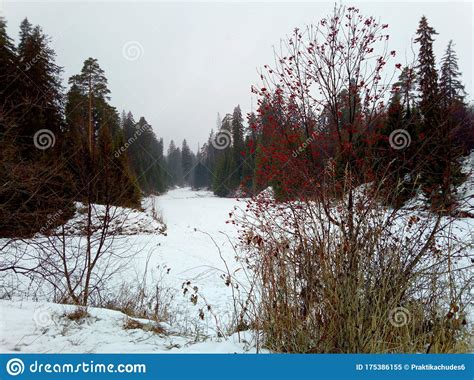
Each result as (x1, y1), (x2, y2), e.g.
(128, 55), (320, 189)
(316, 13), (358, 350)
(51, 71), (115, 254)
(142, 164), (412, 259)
(440, 40), (466, 106)
(181, 139), (193, 185)
(415, 16), (439, 122)
(0, 17), (20, 135)
(414, 17), (462, 209)
(166, 140), (183, 187)
(16, 22), (63, 158)
(0, 18), (74, 237)
(231, 105), (244, 187)
(396, 66), (417, 118)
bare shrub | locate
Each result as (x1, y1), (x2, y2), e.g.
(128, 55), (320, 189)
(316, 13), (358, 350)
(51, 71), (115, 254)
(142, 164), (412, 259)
(22, 201), (145, 306)
(234, 179), (473, 353)
(123, 317), (166, 334)
(63, 307), (89, 321)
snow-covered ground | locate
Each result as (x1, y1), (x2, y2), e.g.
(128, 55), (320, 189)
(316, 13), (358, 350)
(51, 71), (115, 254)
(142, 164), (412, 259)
(0, 300), (254, 353)
(0, 188), (257, 353)
(1, 182), (472, 353)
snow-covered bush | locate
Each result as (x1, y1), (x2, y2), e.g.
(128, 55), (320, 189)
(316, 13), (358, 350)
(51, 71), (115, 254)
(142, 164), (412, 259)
(234, 178), (472, 353)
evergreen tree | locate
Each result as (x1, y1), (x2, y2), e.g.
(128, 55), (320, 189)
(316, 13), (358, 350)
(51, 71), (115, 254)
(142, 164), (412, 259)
(166, 140), (183, 187)
(0, 17), (20, 135)
(15, 22), (63, 158)
(440, 40), (466, 105)
(193, 145), (209, 190)
(66, 58), (140, 206)
(181, 139), (194, 185)
(18, 18), (32, 52)
(241, 112), (258, 194)
(0, 18), (74, 237)
(415, 16), (439, 121)
(231, 105), (245, 187)
(396, 66), (417, 118)
(68, 57), (113, 152)
(122, 114), (166, 194)
(213, 149), (234, 197)
(414, 17), (462, 209)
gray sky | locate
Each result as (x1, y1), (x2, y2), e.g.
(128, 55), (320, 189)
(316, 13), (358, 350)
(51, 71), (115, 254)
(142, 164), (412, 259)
(2, 1), (472, 151)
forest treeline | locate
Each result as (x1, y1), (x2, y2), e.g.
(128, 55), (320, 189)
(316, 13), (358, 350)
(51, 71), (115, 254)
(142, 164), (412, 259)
(0, 17), (177, 237)
(195, 15), (473, 208)
(0, 14), (473, 238)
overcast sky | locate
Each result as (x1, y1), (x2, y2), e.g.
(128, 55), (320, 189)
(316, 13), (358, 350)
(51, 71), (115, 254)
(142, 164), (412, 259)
(2, 1), (472, 151)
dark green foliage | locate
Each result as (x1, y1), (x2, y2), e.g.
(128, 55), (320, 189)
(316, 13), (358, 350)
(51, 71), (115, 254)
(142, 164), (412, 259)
(213, 149), (235, 197)
(181, 139), (194, 184)
(414, 16), (464, 209)
(0, 18), (74, 237)
(123, 113), (166, 194)
(65, 58), (140, 207)
(440, 41), (466, 105)
(15, 20), (64, 158)
(166, 140), (183, 187)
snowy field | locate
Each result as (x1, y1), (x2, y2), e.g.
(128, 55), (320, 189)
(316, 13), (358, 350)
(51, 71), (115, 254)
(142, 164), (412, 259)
(0, 188), (258, 353)
(1, 184), (472, 353)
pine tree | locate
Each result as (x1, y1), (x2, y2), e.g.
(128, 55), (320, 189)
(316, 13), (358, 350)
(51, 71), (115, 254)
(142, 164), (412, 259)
(69, 57), (111, 152)
(66, 58), (140, 206)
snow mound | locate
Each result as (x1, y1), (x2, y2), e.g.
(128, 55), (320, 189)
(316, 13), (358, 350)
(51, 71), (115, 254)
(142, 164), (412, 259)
(0, 300), (255, 353)
(38, 202), (166, 237)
